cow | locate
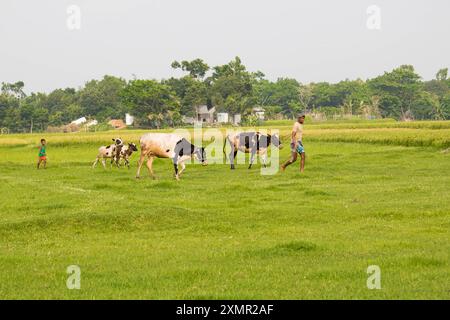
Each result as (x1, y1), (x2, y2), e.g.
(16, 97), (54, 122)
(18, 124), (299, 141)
(224, 132), (282, 169)
(111, 138), (124, 167)
(92, 139), (137, 169)
(92, 144), (117, 169)
(136, 133), (207, 180)
(119, 142), (138, 168)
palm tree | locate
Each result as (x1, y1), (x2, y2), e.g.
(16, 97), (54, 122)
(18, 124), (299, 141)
(341, 99), (353, 117)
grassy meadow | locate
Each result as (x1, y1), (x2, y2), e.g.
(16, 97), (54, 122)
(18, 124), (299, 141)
(0, 120), (449, 299)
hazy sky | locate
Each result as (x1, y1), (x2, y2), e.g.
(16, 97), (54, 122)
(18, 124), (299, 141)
(1, 0), (449, 93)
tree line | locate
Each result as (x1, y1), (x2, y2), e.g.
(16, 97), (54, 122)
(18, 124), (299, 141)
(1, 57), (449, 133)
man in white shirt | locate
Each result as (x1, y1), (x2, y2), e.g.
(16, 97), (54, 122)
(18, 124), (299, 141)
(281, 115), (305, 172)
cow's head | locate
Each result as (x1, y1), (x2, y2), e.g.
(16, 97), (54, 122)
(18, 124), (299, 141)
(128, 143), (138, 152)
(112, 138), (123, 146)
(270, 134), (282, 149)
(194, 146), (208, 166)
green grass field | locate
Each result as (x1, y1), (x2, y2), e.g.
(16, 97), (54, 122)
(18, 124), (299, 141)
(0, 120), (449, 299)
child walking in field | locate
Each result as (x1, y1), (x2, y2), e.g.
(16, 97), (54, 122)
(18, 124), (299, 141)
(37, 139), (47, 169)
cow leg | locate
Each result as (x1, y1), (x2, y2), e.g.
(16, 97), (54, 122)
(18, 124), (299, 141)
(115, 145), (122, 168)
(136, 152), (146, 179)
(261, 152), (268, 168)
(172, 157), (180, 180)
(178, 161), (186, 176)
(229, 147), (237, 170)
(248, 148), (257, 169)
(92, 157), (99, 168)
(146, 156), (156, 179)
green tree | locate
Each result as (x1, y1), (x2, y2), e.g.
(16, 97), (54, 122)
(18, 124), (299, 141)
(163, 76), (207, 116)
(270, 78), (300, 118)
(413, 92), (445, 120)
(311, 82), (334, 108)
(21, 93), (51, 132)
(0, 92), (20, 130)
(209, 57), (257, 116)
(436, 68), (448, 82)
(368, 65), (422, 119)
(298, 83), (313, 114)
(0, 94), (12, 128)
(64, 104), (84, 122)
(48, 111), (64, 126)
(171, 59), (210, 79)
(0, 82), (27, 131)
(79, 75), (127, 121)
(442, 93), (450, 119)
(121, 80), (180, 128)
(45, 88), (75, 116)
(253, 79), (274, 107)
(1, 81), (26, 99)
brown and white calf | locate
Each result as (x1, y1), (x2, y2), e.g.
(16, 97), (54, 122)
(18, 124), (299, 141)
(92, 138), (137, 169)
(136, 133), (207, 180)
(224, 132), (282, 169)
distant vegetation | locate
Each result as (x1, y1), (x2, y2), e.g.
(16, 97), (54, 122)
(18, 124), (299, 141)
(1, 119), (449, 150)
(1, 57), (449, 133)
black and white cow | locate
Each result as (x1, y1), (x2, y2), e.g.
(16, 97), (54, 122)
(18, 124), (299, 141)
(136, 133), (207, 180)
(224, 132), (282, 169)
(119, 142), (138, 168)
(111, 138), (124, 167)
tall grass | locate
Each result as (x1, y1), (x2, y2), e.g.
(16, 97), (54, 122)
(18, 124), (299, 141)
(265, 119), (450, 130)
(304, 128), (450, 148)
(307, 120), (450, 130)
(263, 118), (397, 127)
(1, 120), (450, 149)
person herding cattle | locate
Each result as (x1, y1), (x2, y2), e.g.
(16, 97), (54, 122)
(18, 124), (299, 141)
(224, 132), (282, 170)
(136, 133), (208, 180)
(281, 115), (306, 173)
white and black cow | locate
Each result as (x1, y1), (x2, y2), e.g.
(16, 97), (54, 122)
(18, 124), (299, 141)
(119, 142), (138, 168)
(136, 133), (207, 180)
(111, 138), (124, 167)
(224, 132), (282, 169)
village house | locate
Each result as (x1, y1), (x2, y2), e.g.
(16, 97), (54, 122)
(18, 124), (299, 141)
(182, 105), (216, 125)
(252, 107), (265, 120)
(71, 117), (87, 126)
(108, 119), (126, 129)
(196, 105), (215, 124)
(181, 106), (261, 126)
